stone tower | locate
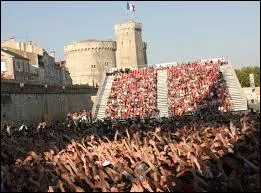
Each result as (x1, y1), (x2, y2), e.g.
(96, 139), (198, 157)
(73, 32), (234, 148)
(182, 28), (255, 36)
(64, 40), (116, 86)
(114, 20), (148, 69)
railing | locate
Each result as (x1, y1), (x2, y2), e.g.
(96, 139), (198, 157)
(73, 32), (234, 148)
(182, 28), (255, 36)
(92, 70), (107, 117)
(227, 63), (247, 109)
(229, 64), (247, 104)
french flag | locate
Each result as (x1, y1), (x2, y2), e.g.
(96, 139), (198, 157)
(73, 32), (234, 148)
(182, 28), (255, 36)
(127, 2), (135, 12)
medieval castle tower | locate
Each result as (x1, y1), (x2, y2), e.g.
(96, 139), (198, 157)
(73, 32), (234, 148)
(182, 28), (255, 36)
(64, 20), (147, 86)
(114, 20), (147, 69)
(64, 40), (117, 87)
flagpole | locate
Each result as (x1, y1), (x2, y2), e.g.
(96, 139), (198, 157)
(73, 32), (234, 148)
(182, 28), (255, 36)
(127, 9), (130, 22)
(126, 1), (128, 22)
(126, 1), (134, 22)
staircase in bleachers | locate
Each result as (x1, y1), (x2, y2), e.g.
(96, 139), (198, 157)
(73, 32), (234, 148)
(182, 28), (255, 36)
(93, 74), (114, 119)
(220, 64), (248, 111)
(157, 69), (169, 117)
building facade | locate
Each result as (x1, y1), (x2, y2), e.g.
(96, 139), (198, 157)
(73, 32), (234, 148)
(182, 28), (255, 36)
(56, 60), (72, 86)
(1, 48), (30, 80)
(64, 20), (148, 86)
(1, 38), (71, 85)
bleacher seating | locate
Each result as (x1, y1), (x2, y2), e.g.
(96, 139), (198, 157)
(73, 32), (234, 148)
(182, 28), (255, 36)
(105, 68), (157, 119)
(167, 62), (233, 116)
(94, 59), (245, 120)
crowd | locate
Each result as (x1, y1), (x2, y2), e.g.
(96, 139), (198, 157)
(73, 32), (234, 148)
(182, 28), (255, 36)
(106, 68), (157, 119)
(1, 61), (259, 192)
(167, 62), (233, 116)
(1, 111), (260, 192)
(66, 110), (93, 129)
(105, 61), (233, 120)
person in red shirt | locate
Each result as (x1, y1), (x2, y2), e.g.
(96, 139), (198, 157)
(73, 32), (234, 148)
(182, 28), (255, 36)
(88, 111), (92, 123)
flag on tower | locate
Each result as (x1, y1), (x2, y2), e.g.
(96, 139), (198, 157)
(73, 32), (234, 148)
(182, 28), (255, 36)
(127, 2), (135, 12)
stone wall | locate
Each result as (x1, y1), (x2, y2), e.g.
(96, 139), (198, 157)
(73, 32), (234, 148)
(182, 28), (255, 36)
(64, 40), (117, 86)
(1, 82), (97, 126)
(114, 20), (148, 69)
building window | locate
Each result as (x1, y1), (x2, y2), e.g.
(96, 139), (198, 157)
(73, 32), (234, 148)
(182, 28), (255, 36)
(23, 63), (26, 72)
(105, 62), (109, 67)
(91, 65), (96, 69)
(17, 61), (21, 71)
(121, 41), (123, 46)
(129, 40), (131, 44)
(1, 60), (6, 72)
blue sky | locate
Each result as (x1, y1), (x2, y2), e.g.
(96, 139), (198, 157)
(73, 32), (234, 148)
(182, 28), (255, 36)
(1, 1), (260, 68)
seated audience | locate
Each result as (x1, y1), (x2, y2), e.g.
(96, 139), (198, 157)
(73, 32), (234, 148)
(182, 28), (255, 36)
(106, 68), (157, 119)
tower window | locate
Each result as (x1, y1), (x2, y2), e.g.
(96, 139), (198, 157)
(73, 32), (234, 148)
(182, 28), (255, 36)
(91, 65), (96, 69)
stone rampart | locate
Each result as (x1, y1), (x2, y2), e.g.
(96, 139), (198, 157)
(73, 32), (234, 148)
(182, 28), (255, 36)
(1, 82), (98, 126)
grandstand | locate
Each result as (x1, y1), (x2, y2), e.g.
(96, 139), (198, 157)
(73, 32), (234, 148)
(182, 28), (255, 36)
(92, 59), (247, 120)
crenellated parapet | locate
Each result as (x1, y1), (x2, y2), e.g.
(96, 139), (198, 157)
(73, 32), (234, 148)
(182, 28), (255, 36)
(114, 20), (142, 33)
(63, 39), (117, 86)
(64, 40), (116, 56)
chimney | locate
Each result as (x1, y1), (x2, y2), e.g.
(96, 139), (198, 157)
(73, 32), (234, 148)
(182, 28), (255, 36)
(50, 50), (56, 59)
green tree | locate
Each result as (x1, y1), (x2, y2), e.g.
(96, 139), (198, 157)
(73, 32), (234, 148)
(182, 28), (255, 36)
(235, 66), (260, 87)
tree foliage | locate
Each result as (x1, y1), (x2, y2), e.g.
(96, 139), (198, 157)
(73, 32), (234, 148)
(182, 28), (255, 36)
(235, 66), (260, 87)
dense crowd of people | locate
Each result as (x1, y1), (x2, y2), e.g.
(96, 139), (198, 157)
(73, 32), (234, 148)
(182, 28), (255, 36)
(105, 61), (233, 120)
(1, 111), (260, 192)
(106, 68), (157, 119)
(66, 110), (93, 130)
(1, 61), (259, 192)
(167, 62), (233, 116)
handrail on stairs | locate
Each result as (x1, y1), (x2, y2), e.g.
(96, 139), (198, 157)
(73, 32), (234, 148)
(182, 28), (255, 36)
(92, 70), (107, 118)
(226, 63), (247, 110)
